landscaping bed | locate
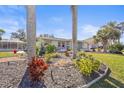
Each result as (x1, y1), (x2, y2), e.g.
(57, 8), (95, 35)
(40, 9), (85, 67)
(0, 60), (27, 88)
(43, 57), (108, 88)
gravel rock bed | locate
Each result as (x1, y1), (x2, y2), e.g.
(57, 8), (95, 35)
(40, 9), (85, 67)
(0, 60), (27, 88)
(44, 62), (100, 88)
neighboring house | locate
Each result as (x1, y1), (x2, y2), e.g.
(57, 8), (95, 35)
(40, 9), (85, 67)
(38, 34), (89, 51)
(0, 35), (102, 52)
(0, 39), (26, 52)
(84, 38), (103, 51)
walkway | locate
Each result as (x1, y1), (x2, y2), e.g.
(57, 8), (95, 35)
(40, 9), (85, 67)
(0, 57), (26, 62)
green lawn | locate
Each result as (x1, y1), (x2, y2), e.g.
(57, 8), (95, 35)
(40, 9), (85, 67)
(86, 52), (124, 88)
(0, 52), (15, 58)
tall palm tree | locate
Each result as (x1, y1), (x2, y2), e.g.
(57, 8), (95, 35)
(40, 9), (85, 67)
(0, 29), (5, 40)
(106, 21), (121, 44)
(96, 28), (110, 53)
(27, 5), (36, 62)
(71, 5), (77, 58)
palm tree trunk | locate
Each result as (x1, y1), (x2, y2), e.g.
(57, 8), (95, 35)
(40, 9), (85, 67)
(26, 5), (36, 62)
(71, 5), (77, 58)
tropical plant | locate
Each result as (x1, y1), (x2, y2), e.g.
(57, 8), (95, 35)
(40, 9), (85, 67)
(95, 27), (110, 52)
(93, 21), (123, 52)
(28, 57), (48, 82)
(45, 44), (56, 54)
(106, 22), (121, 44)
(0, 29), (5, 40)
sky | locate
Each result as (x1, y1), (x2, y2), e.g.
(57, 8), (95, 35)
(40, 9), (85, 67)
(0, 5), (124, 43)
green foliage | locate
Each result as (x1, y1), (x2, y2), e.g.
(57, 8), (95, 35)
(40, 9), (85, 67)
(121, 49), (124, 52)
(77, 51), (86, 57)
(44, 53), (61, 63)
(36, 46), (40, 56)
(74, 52), (100, 76)
(51, 53), (61, 58)
(0, 29), (5, 40)
(108, 43), (124, 51)
(44, 53), (52, 62)
(94, 21), (123, 52)
(45, 44), (56, 54)
(67, 48), (72, 51)
(11, 29), (26, 41)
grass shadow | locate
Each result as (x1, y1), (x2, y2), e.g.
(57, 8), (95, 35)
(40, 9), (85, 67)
(90, 68), (124, 88)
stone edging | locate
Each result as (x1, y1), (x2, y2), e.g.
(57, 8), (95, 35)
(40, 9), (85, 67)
(16, 59), (28, 87)
(82, 65), (109, 88)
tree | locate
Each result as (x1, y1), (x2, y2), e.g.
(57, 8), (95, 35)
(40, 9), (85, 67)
(11, 29), (26, 41)
(0, 29), (5, 40)
(27, 5), (36, 61)
(117, 22), (124, 38)
(95, 27), (110, 52)
(106, 22), (121, 44)
(71, 5), (77, 58)
(94, 21), (123, 52)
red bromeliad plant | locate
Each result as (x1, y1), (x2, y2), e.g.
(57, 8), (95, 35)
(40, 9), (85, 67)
(28, 57), (48, 82)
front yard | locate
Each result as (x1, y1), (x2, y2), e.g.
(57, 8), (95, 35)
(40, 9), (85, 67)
(86, 52), (124, 88)
(0, 52), (15, 58)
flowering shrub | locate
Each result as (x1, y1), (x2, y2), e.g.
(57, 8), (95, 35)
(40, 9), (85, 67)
(13, 49), (17, 54)
(28, 57), (48, 82)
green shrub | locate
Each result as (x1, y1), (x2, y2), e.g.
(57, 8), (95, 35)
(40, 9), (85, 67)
(44, 53), (61, 63)
(74, 52), (100, 76)
(36, 46), (40, 56)
(46, 44), (56, 54)
(67, 48), (72, 51)
(121, 49), (124, 52)
(77, 51), (86, 57)
(108, 43), (124, 52)
(44, 53), (52, 62)
(52, 53), (61, 58)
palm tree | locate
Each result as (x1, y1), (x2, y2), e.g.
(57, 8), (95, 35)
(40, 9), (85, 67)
(95, 28), (110, 53)
(27, 5), (36, 61)
(106, 21), (121, 44)
(0, 29), (5, 40)
(71, 5), (77, 58)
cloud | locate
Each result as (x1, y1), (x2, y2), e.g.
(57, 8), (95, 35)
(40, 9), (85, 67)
(52, 29), (71, 39)
(78, 24), (99, 40)
(0, 5), (24, 15)
(49, 17), (63, 24)
(0, 17), (25, 39)
(0, 6), (26, 39)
